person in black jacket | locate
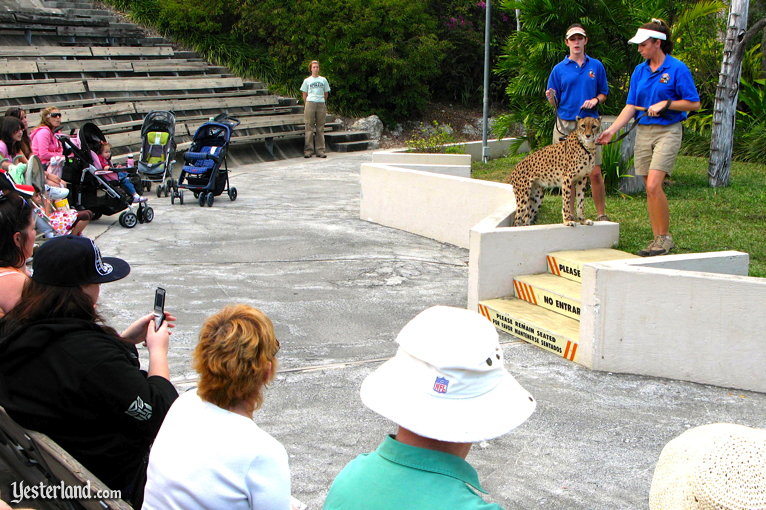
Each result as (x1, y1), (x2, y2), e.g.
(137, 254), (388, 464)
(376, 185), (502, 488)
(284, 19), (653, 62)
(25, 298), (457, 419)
(0, 235), (177, 506)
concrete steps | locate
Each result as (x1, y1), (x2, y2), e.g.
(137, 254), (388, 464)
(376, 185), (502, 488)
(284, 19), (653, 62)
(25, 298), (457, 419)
(326, 131), (371, 152)
(546, 248), (639, 283)
(478, 297), (582, 362)
(480, 247), (635, 365)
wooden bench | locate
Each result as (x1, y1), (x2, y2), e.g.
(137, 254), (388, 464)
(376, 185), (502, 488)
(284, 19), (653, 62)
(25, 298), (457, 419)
(37, 60), (134, 73)
(0, 80), (86, 100)
(0, 45), (93, 57)
(11, 97), (106, 113)
(27, 102), (136, 126)
(1, 60), (40, 74)
(0, 406), (132, 510)
(133, 94), (280, 114)
(100, 88), (272, 105)
(87, 76), (243, 93)
(91, 46), (174, 57)
(56, 26), (144, 38)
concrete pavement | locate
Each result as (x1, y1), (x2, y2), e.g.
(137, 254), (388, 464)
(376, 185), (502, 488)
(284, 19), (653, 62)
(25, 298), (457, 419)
(88, 151), (766, 509)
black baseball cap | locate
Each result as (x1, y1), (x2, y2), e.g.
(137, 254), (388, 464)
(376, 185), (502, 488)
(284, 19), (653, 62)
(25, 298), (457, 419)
(32, 235), (130, 287)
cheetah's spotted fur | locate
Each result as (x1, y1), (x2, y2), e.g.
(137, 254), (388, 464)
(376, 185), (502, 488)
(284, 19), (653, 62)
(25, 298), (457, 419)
(505, 117), (601, 227)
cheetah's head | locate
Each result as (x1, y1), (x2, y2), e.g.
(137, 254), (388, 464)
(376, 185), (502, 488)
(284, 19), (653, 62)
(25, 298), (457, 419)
(575, 116), (601, 151)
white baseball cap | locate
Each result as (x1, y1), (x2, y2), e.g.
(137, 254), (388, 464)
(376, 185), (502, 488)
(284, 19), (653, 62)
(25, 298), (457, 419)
(360, 306), (536, 443)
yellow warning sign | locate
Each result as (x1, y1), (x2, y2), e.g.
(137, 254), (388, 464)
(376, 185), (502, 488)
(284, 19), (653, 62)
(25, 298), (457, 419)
(477, 303), (580, 363)
(546, 255), (582, 283)
(513, 279), (581, 320)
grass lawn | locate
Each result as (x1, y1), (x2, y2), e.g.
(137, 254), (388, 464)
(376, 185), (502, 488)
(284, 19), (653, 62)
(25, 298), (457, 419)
(472, 155), (766, 278)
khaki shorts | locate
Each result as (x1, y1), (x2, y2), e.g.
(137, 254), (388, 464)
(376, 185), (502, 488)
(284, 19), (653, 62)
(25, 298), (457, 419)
(634, 123), (683, 175)
(553, 118), (602, 166)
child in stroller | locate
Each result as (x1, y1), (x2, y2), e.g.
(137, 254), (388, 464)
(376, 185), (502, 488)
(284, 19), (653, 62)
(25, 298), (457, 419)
(96, 142), (147, 204)
(60, 125), (153, 229)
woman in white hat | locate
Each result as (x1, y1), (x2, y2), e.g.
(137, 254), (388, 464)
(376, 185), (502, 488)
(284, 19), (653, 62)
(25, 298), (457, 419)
(598, 19), (700, 257)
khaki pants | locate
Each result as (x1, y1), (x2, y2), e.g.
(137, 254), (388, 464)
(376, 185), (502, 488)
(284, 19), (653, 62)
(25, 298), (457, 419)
(634, 123), (683, 175)
(304, 101), (327, 155)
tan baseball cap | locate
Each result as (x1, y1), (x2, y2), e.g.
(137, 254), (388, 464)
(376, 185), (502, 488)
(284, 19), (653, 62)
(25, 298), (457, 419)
(566, 27), (587, 39)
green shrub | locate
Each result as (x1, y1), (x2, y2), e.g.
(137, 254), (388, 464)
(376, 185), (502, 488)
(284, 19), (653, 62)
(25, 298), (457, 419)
(405, 122), (462, 153)
(102, 0), (447, 123)
(600, 135), (633, 192)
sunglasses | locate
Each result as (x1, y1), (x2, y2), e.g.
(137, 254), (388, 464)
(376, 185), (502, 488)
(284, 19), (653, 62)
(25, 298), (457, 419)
(48, 113), (62, 119)
(0, 190), (31, 209)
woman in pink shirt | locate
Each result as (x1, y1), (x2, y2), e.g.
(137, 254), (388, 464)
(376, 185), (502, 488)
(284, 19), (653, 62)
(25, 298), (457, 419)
(30, 106), (64, 169)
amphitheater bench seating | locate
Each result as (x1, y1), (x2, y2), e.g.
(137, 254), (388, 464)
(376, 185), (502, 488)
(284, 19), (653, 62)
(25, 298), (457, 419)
(0, 406), (132, 510)
(0, 0), (366, 158)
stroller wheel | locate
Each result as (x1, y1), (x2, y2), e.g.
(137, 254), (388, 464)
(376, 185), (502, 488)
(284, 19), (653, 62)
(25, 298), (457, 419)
(144, 207), (154, 223)
(193, 191), (200, 199)
(164, 186), (169, 197)
(179, 190), (184, 205)
(198, 193), (206, 207)
(156, 185), (163, 198)
(228, 187), (237, 201)
(206, 192), (214, 207)
(119, 211), (138, 228)
(144, 182), (152, 192)
(91, 212), (102, 221)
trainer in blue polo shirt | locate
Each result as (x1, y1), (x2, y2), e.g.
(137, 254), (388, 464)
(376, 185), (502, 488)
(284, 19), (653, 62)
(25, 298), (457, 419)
(323, 306), (537, 510)
(546, 23), (610, 221)
(598, 19), (700, 258)
(627, 54), (700, 126)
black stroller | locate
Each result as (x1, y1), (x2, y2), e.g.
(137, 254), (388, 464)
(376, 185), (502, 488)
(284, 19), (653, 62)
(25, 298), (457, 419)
(60, 124), (153, 228)
(172, 113), (239, 207)
(137, 110), (177, 198)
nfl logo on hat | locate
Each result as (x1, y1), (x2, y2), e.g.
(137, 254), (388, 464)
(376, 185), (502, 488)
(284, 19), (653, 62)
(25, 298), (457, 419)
(433, 376), (449, 394)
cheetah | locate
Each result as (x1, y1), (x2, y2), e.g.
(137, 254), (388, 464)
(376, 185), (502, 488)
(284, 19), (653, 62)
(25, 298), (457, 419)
(505, 116), (601, 227)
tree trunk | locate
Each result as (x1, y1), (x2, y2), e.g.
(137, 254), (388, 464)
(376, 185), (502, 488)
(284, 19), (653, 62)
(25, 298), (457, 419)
(708, 1), (750, 187)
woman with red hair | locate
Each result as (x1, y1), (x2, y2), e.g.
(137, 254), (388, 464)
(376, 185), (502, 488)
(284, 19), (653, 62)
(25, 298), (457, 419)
(143, 304), (291, 510)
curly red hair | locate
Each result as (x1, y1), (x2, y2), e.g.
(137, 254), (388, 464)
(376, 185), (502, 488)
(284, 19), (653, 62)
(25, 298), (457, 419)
(193, 304), (280, 411)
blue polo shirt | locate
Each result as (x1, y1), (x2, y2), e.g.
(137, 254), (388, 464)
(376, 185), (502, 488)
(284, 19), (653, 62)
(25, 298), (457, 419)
(627, 54), (700, 125)
(547, 54), (608, 121)
(323, 435), (504, 510)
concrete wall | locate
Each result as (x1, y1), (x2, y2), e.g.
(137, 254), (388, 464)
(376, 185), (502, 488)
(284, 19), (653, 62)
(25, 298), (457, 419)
(579, 254), (766, 392)
(447, 138), (529, 161)
(371, 152), (471, 177)
(385, 137), (528, 162)
(467, 223), (620, 310)
(359, 163), (515, 249)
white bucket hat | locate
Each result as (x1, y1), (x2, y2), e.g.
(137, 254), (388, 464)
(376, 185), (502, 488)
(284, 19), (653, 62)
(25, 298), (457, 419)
(360, 306), (536, 443)
(649, 423), (766, 510)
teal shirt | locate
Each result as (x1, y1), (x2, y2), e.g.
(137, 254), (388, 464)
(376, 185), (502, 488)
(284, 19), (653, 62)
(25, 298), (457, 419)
(300, 76), (330, 103)
(323, 435), (504, 510)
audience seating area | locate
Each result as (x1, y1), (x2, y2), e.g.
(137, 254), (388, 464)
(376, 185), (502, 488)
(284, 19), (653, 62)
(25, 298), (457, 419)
(0, 0), (354, 160)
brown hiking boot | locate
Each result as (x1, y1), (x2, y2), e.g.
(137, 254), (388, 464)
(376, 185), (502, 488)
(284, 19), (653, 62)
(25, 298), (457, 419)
(646, 235), (675, 257)
(637, 236), (660, 257)
(595, 214), (611, 222)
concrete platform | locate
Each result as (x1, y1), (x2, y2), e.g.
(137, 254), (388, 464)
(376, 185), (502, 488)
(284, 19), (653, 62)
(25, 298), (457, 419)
(16, 151), (765, 509)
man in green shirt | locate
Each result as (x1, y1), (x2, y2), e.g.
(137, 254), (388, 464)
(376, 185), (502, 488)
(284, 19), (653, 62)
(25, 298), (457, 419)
(323, 306), (537, 510)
